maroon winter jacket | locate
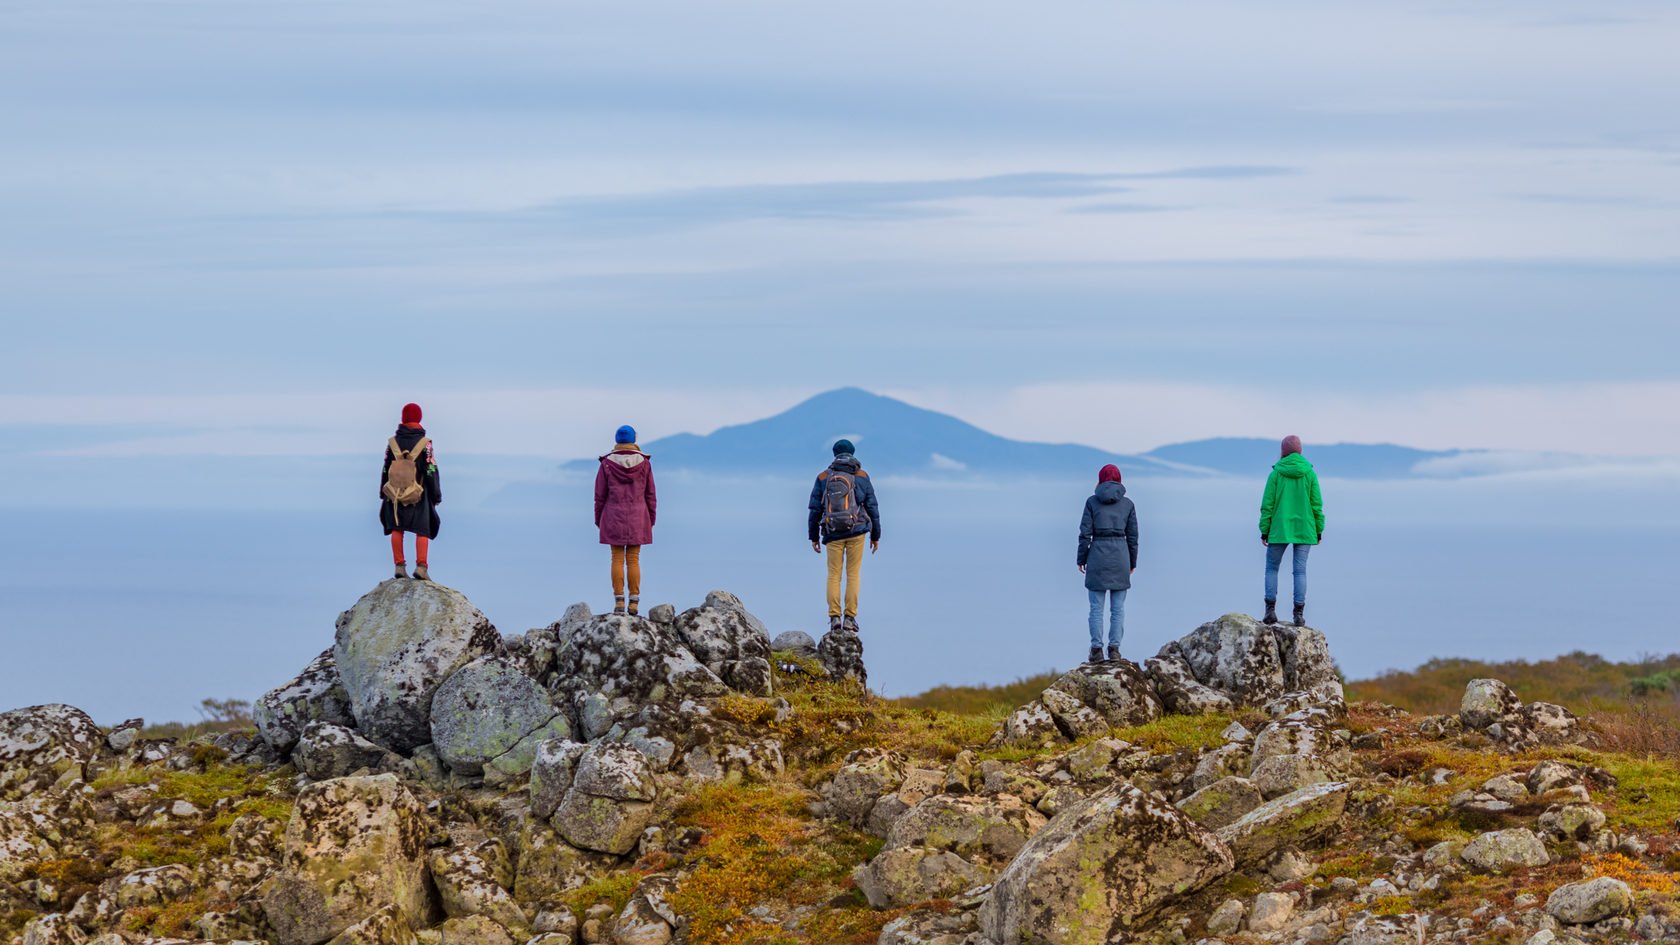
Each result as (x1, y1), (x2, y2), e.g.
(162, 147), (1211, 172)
(594, 447), (657, 546)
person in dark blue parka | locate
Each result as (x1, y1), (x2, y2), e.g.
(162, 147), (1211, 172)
(1077, 464), (1138, 664)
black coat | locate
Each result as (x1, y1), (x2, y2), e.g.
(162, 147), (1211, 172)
(380, 425), (442, 538)
(807, 455), (881, 543)
(1078, 481), (1138, 591)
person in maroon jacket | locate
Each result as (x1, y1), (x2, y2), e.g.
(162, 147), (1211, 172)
(594, 424), (657, 615)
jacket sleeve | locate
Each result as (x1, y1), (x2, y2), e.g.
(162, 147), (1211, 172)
(1126, 502), (1139, 570)
(380, 447), (393, 499)
(1258, 470), (1278, 538)
(645, 463), (657, 528)
(863, 474), (881, 542)
(593, 464), (607, 527)
(426, 442), (442, 505)
(807, 475), (824, 542)
(1077, 500), (1093, 567)
(1310, 470), (1324, 539)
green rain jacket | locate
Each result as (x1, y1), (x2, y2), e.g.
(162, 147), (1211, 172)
(1258, 453), (1324, 545)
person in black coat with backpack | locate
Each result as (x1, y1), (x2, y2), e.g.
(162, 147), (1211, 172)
(1077, 464), (1138, 664)
(380, 402), (442, 581)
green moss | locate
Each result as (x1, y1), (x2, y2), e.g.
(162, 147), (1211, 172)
(1112, 714), (1234, 754)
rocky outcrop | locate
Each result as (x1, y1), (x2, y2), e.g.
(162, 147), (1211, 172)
(818, 627), (867, 685)
(429, 656), (567, 775)
(533, 741), (658, 855)
(1215, 781), (1349, 866)
(1547, 877), (1633, 925)
(1146, 613), (1342, 710)
(1459, 677), (1583, 748)
(539, 614), (727, 735)
(672, 590), (774, 695)
(261, 774), (433, 945)
(255, 648), (357, 754)
(333, 580), (501, 753)
(0, 704), (102, 801)
(979, 782), (1233, 944)
(293, 723), (401, 782)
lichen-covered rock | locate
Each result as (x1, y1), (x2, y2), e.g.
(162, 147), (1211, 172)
(1246, 891), (1294, 933)
(1044, 660), (1163, 728)
(1546, 877), (1633, 925)
(294, 723), (401, 782)
(262, 773), (433, 945)
(1460, 678), (1522, 731)
(1270, 625), (1343, 703)
(1460, 828), (1549, 873)
(428, 844), (526, 931)
(1248, 712), (1350, 798)
(20, 912), (87, 945)
(1144, 655), (1235, 715)
(877, 907), (980, 945)
(1215, 781), (1349, 866)
(817, 627), (867, 685)
(1538, 803), (1606, 841)
(506, 813), (595, 903)
(1523, 702), (1581, 744)
(1192, 742), (1251, 791)
(1528, 760), (1583, 796)
(853, 847), (987, 909)
(530, 738), (589, 820)
(992, 701), (1062, 749)
(978, 781), (1234, 945)
(822, 749), (907, 827)
(430, 656), (565, 774)
(1158, 614), (1284, 704)
(611, 875), (679, 945)
(1038, 688), (1108, 740)
(883, 794), (1048, 864)
(549, 743), (657, 855)
(1177, 776), (1264, 830)
(323, 904), (418, 945)
(0, 704), (102, 801)
(255, 649), (357, 754)
(333, 580), (501, 753)
(541, 615), (727, 727)
(2, 791), (90, 883)
(770, 630), (818, 655)
(672, 591), (774, 696)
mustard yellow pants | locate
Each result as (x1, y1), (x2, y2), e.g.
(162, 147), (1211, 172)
(825, 534), (865, 618)
(610, 545), (641, 599)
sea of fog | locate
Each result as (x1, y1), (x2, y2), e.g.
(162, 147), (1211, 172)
(1, 471), (1676, 724)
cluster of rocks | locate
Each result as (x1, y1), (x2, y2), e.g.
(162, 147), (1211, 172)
(2, 580), (857, 945)
(1414, 677), (1583, 748)
(993, 613), (1345, 751)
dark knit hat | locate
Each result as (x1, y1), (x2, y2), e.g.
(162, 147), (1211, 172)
(1098, 464), (1122, 484)
(1281, 435), (1303, 457)
(401, 403), (423, 424)
(615, 425), (637, 445)
(832, 438), (855, 456)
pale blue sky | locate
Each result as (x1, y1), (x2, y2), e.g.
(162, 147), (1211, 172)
(2, 0), (1678, 462)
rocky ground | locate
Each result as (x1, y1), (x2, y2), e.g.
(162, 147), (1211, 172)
(3, 581), (1678, 945)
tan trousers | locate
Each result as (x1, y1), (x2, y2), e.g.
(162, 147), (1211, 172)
(610, 545), (641, 598)
(825, 535), (865, 617)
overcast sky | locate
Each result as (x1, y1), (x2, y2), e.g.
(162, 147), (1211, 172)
(3, 0), (1678, 461)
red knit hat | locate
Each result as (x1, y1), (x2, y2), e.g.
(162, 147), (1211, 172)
(401, 403), (423, 424)
(1098, 464), (1122, 484)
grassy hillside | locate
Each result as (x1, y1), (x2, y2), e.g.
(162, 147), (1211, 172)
(1346, 651), (1680, 715)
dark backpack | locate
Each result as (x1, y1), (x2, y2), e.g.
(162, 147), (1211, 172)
(820, 470), (868, 536)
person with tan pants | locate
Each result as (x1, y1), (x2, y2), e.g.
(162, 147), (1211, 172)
(808, 439), (881, 633)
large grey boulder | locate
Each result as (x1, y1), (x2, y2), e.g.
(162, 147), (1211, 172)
(853, 847), (987, 909)
(883, 794), (1047, 864)
(1044, 660), (1163, 728)
(822, 749), (907, 827)
(255, 649), (357, 754)
(1460, 678), (1522, 731)
(978, 782), (1233, 945)
(0, 704), (102, 801)
(818, 627), (867, 685)
(429, 656), (565, 775)
(1546, 877), (1633, 925)
(1177, 776), (1265, 830)
(672, 591), (775, 695)
(1144, 656), (1234, 715)
(261, 774), (433, 945)
(541, 614), (727, 729)
(1460, 828), (1550, 872)
(1148, 613), (1342, 709)
(333, 580), (501, 753)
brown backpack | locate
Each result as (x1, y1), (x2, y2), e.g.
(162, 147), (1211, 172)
(382, 437), (430, 506)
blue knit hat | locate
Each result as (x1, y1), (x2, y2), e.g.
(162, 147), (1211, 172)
(615, 425), (637, 444)
(832, 438), (855, 456)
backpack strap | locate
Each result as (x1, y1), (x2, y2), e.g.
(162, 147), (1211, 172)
(388, 437), (402, 459)
(409, 437), (430, 461)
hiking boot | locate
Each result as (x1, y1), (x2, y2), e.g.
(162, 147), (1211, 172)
(1293, 603), (1306, 627)
(394, 563), (408, 580)
(627, 598), (640, 617)
(829, 616), (843, 634)
(1106, 646), (1121, 662)
(1262, 599), (1278, 625)
(412, 565), (430, 582)
(842, 616), (859, 633)
(1087, 646), (1103, 664)
(613, 597), (627, 615)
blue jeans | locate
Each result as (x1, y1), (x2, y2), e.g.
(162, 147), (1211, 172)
(1087, 589), (1126, 649)
(1265, 543), (1311, 605)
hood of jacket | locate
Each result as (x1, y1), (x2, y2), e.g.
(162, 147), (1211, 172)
(1273, 452), (1314, 479)
(829, 454), (861, 474)
(1094, 480), (1126, 504)
(600, 447), (650, 481)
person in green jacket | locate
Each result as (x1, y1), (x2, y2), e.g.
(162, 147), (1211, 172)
(1258, 435), (1324, 627)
